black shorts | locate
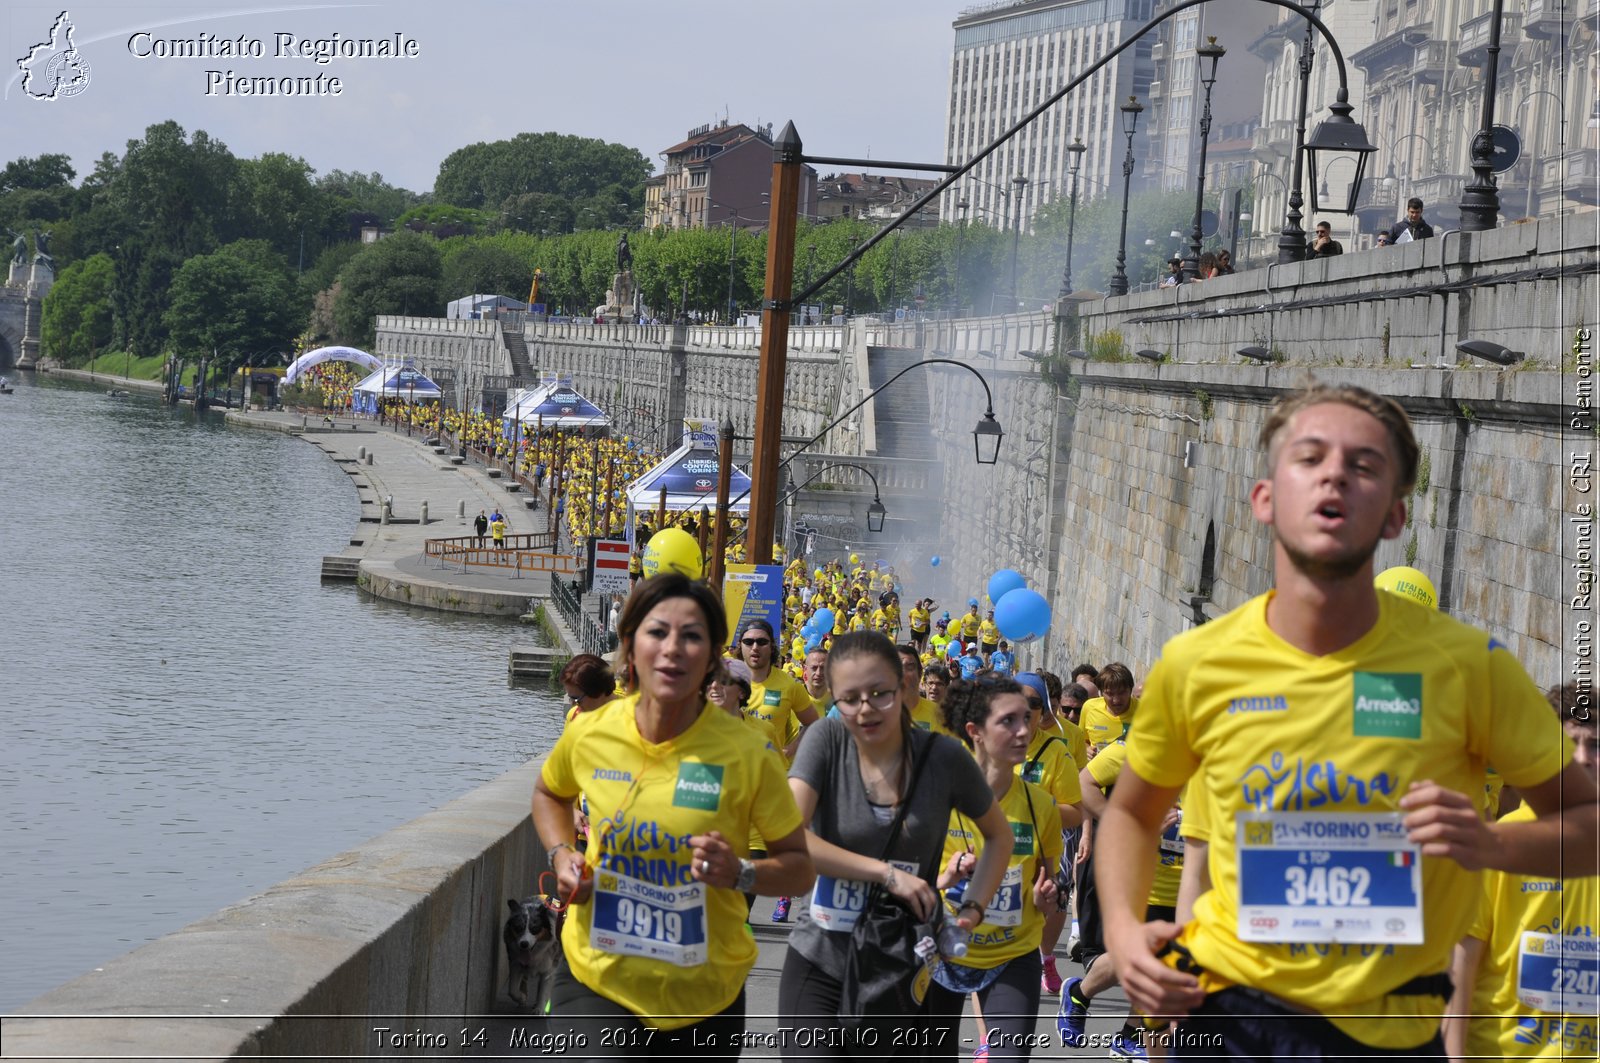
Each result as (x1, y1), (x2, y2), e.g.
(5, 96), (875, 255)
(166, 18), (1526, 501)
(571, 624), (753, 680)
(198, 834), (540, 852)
(1169, 986), (1446, 1061)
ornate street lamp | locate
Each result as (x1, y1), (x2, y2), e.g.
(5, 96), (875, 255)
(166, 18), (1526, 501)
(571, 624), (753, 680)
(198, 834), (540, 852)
(1110, 97), (1144, 297)
(1009, 174), (1028, 310)
(1459, 0), (1506, 230)
(1059, 138), (1089, 298)
(1304, 97), (1379, 215)
(952, 197), (970, 314)
(1277, 0), (1322, 263)
(1185, 38), (1226, 280)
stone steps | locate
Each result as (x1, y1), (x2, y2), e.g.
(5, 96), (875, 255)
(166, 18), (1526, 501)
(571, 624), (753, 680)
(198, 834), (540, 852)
(508, 646), (564, 678)
(319, 556), (362, 581)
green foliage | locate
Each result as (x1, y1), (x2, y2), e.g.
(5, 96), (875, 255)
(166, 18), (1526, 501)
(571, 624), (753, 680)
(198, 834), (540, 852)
(441, 241), (534, 302)
(41, 253), (114, 366)
(0, 153), (76, 192)
(394, 203), (490, 237)
(1193, 388), (1214, 421)
(433, 132), (650, 219)
(163, 240), (304, 366)
(333, 231), (443, 346)
(1404, 527), (1419, 566)
(315, 169), (420, 227)
(1086, 329), (1131, 361)
(1415, 450), (1431, 495)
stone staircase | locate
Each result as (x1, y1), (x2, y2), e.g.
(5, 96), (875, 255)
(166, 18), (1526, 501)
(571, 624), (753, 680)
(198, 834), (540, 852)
(319, 555), (361, 582)
(501, 327), (534, 379)
(866, 346), (935, 458)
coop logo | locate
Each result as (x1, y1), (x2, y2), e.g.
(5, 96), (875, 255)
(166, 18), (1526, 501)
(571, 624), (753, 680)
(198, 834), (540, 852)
(1250, 917), (1279, 930)
(17, 11), (92, 101)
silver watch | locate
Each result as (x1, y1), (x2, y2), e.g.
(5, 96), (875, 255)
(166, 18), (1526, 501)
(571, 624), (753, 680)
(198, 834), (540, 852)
(735, 858), (757, 892)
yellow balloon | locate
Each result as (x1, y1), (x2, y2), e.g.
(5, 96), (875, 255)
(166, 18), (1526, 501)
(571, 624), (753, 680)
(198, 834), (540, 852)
(1375, 566), (1437, 609)
(642, 528), (704, 580)
(849, 553), (860, 565)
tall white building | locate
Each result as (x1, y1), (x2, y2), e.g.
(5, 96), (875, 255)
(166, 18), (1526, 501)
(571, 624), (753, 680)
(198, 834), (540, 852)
(943, 0), (1161, 228)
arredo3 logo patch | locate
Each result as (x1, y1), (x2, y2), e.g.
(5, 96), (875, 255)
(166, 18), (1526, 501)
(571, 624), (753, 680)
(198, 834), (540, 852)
(672, 762), (724, 811)
(1352, 672), (1423, 739)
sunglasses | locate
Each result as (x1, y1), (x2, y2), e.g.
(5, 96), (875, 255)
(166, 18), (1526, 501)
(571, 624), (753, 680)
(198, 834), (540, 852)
(741, 637), (771, 648)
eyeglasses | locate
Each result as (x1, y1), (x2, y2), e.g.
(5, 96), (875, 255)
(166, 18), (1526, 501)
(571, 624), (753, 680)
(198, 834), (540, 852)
(741, 638), (771, 648)
(833, 688), (900, 712)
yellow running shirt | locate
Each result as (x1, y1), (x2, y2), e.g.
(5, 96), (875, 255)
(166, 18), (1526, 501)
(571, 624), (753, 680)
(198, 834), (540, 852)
(1464, 804), (1600, 1060)
(540, 694), (802, 1028)
(960, 612), (982, 640)
(1087, 739), (1182, 907)
(1127, 592), (1572, 1049)
(911, 696), (955, 738)
(910, 606), (930, 634)
(979, 619), (1000, 646)
(1080, 695), (1138, 749)
(1017, 729), (1085, 813)
(744, 667), (813, 754)
(942, 778), (1064, 967)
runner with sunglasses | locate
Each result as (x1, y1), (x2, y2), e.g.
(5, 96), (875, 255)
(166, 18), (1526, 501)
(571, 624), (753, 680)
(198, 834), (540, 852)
(739, 619), (820, 762)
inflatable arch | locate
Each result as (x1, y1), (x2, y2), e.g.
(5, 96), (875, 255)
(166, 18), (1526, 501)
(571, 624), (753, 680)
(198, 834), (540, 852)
(283, 346), (383, 385)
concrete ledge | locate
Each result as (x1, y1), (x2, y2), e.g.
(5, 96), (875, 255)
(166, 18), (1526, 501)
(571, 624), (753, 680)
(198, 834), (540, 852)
(358, 558), (536, 617)
(3, 760), (548, 1060)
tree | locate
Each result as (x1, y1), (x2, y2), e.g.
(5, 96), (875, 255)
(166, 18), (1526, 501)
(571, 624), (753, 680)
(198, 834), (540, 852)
(40, 253), (114, 366)
(0, 153), (76, 193)
(316, 169), (420, 226)
(332, 231), (443, 346)
(163, 240), (303, 367)
(433, 132), (650, 212)
(441, 241), (532, 302)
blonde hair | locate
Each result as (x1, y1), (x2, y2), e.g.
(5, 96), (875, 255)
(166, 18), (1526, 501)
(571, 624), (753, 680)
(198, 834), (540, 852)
(1259, 385), (1419, 497)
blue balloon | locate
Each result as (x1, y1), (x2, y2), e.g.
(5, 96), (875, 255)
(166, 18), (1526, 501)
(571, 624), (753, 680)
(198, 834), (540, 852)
(994, 588), (1052, 644)
(805, 635), (823, 652)
(814, 607), (836, 631)
(930, 555), (941, 567)
(988, 569), (1026, 604)
(801, 619), (817, 637)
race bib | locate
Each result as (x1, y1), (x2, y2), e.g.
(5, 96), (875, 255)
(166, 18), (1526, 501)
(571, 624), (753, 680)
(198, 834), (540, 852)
(1160, 814), (1186, 856)
(1236, 812), (1422, 944)
(590, 866), (707, 966)
(983, 864), (1026, 927)
(811, 860), (917, 932)
(1516, 931), (1600, 1012)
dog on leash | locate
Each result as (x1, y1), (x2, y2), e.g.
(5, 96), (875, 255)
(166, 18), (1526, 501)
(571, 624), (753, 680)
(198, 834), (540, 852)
(503, 896), (562, 1007)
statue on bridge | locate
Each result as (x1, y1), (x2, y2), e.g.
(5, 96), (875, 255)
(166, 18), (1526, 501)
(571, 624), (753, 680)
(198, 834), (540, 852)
(616, 231), (633, 275)
(7, 229), (25, 267)
(33, 230), (53, 270)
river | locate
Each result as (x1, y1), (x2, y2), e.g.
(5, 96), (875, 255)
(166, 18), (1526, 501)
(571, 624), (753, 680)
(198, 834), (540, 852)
(0, 373), (567, 1012)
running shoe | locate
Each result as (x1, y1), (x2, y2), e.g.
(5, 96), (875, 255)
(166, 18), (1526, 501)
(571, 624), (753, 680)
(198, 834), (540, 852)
(770, 896), (791, 922)
(1057, 977), (1089, 1047)
(973, 1046), (989, 1062)
(1108, 1031), (1148, 1060)
(1041, 954), (1063, 994)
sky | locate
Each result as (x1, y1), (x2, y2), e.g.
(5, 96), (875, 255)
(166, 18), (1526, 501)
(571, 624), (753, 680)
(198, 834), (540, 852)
(2, 0), (958, 195)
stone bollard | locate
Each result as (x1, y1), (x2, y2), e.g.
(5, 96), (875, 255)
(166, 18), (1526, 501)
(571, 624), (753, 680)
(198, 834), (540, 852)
(381, 495), (392, 525)
(420, 501), (429, 525)
(302, 415), (308, 429)
(458, 499), (466, 523)
(358, 446), (367, 460)
(365, 452), (373, 465)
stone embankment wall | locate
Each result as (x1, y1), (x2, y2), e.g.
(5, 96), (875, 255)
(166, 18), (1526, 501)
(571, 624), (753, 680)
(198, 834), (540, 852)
(5, 762), (550, 1059)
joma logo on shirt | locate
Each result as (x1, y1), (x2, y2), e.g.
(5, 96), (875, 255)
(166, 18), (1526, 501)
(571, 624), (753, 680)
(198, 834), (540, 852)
(1228, 695), (1288, 714)
(592, 768), (633, 783)
(1352, 672), (1423, 739)
(673, 762), (724, 810)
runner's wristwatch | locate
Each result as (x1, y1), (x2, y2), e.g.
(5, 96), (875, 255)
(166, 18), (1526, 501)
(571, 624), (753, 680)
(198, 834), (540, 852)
(736, 858), (757, 892)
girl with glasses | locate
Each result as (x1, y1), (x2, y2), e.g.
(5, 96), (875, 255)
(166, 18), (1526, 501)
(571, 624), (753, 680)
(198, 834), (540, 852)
(780, 631), (1012, 1058)
(532, 575), (814, 1057)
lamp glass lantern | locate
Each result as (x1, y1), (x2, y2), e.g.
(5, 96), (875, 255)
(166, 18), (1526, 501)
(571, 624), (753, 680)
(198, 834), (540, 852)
(866, 496), (887, 533)
(1120, 95), (1144, 135)
(973, 413), (1004, 465)
(1304, 96), (1378, 215)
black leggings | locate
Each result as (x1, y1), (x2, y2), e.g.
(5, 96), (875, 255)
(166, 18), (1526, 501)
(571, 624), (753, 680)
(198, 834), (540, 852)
(778, 948), (927, 1060)
(546, 964), (745, 1060)
(923, 950), (1044, 1063)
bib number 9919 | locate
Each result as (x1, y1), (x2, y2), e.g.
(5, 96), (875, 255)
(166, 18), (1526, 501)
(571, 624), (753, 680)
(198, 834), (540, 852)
(614, 897), (684, 944)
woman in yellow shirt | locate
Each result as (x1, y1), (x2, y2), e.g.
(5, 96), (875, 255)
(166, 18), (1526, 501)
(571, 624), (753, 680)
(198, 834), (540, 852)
(930, 677), (1064, 1060)
(533, 574), (814, 1051)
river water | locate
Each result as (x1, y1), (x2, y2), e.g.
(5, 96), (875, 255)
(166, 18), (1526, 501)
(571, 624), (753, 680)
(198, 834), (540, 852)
(0, 374), (567, 1012)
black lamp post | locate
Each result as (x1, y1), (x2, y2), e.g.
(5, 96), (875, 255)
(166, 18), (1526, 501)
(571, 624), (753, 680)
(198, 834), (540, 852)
(1277, 0), (1321, 262)
(1059, 138), (1088, 298)
(1009, 175), (1028, 310)
(1110, 96), (1144, 297)
(1186, 38), (1226, 280)
(802, 243), (817, 322)
(725, 210), (739, 324)
(1459, 0), (1506, 230)
(953, 197), (970, 314)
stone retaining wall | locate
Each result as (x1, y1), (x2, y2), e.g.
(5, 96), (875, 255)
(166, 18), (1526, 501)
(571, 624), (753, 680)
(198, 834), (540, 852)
(4, 762), (549, 1059)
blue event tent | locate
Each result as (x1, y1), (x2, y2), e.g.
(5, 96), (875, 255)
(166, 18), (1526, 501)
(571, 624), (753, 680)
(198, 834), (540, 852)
(351, 363), (443, 414)
(503, 378), (611, 432)
(623, 431), (751, 541)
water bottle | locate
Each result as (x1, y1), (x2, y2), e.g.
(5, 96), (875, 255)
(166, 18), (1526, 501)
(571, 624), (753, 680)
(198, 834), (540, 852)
(936, 911), (969, 960)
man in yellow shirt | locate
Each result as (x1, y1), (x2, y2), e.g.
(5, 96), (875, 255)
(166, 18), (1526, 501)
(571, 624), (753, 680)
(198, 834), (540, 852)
(1079, 662), (1138, 751)
(1446, 681), (1599, 1061)
(908, 597), (933, 655)
(1096, 385), (1598, 1059)
(960, 599), (982, 643)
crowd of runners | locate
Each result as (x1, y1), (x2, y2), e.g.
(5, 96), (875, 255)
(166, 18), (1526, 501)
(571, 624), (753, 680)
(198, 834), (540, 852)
(528, 384), (1596, 1061)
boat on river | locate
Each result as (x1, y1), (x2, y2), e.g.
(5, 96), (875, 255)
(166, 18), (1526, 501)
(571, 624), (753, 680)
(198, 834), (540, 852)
(0, 377), (13, 395)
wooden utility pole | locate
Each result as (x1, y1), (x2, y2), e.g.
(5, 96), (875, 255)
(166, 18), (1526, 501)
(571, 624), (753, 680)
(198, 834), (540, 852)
(747, 122), (803, 565)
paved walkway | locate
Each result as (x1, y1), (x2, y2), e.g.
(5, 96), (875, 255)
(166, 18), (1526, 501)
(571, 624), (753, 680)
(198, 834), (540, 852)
(466, 910), (1134, 1060)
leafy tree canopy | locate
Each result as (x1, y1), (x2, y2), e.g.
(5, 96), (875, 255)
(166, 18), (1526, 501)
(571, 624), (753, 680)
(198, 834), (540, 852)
(433, 132), (650, 217)
(40, 253), (114, 366)
(333, 230), (443, 346)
